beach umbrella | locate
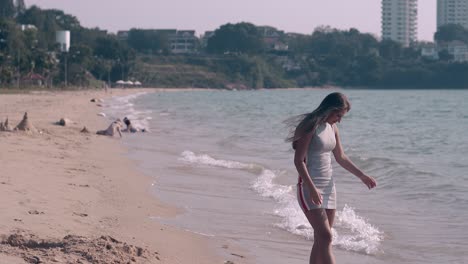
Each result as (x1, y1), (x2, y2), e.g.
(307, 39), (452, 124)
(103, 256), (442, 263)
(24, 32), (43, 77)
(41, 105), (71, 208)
(125, 81), (134, 86)
(116, 80), (125, 84)
(134, 81), (142, 86)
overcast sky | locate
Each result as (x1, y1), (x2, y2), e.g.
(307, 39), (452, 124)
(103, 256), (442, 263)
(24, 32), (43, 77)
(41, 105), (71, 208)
(26, 0), (437, 41)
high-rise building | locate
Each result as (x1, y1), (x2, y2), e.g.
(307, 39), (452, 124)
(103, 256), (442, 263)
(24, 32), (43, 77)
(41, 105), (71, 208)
(381, 0), (418, 47)
(437, 0), (468, 29)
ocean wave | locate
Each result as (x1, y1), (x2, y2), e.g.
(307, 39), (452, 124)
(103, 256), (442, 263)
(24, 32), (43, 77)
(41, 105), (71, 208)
(104, 92), (152, 131)
(253, 170), (384, 255)
(179, 150), (258, 170)
(334, 205), (384, 254)
(178, 150), (383, 255)
(248, 164), (384, 254)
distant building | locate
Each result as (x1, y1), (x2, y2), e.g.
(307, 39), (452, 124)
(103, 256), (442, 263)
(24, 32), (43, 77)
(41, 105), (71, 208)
(285, 32), (306, 39)
(116, 30), (129, 41)
(275, 56), (301, 71)
(257, 26), (288, 51)
(437, 0), (468, 29)
(439, 40), (468, 61)
(171, 30), (198, 54)
(20, 24), (37, 31)
(381, 0), (418, 47)
(420, 43), (439, 59)
(117, 29), (198, 54)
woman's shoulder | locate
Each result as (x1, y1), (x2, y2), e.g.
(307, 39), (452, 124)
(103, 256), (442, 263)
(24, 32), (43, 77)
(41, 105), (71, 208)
(331, 123), (340, 134)
(315, 122), (328, 134)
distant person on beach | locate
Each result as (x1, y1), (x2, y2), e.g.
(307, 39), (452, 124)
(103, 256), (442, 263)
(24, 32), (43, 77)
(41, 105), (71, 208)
(96, 119), (123, 137)
(122, 117), (147, 133)
(287, 92), (377, 264)
(122, 117), (138, 133)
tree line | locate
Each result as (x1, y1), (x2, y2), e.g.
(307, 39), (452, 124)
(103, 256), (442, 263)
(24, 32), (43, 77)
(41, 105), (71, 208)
(1, 0), (468, 89)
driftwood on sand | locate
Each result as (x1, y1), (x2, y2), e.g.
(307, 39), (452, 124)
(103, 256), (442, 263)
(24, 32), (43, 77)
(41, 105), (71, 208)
(14, 112), (37, 133)
(80, 126), (90, 133)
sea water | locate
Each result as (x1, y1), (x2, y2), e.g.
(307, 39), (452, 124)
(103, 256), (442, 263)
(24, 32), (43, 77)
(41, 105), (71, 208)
(104, 89), (468, 264)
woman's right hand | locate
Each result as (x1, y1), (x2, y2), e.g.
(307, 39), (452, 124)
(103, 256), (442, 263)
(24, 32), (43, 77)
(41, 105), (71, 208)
(310, 188), (323, 206)
(359, 174), (377, 189)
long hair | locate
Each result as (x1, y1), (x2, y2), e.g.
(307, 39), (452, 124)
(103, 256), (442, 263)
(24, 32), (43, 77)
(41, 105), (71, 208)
(286, 92), (351, 148)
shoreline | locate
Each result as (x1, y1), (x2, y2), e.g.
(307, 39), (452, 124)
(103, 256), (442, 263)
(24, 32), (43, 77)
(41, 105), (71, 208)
(0, 88), (247, 263)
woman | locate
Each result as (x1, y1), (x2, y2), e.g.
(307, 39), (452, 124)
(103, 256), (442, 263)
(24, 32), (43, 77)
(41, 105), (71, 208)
(96, 119), (123, 137)
(122, 117), (138, 133)
(288, 92), (377, 264)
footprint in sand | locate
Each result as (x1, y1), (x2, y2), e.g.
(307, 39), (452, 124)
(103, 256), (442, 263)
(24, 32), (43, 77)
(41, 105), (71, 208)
(28, 210), (45, 215)
(231, 253), (245, 258)
(73, 212), (88, 217)
(68, 183), (90, 188)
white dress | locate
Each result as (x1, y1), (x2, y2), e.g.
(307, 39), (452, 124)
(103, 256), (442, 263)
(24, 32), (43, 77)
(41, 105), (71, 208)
(297, 122), (337, 210)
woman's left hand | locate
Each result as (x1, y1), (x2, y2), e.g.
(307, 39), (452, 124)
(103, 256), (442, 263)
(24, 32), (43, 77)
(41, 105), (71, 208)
(360, 175), (377, 189)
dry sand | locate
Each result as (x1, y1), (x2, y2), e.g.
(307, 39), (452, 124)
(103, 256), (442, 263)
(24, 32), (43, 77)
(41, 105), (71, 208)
(0, 89), (249, 264)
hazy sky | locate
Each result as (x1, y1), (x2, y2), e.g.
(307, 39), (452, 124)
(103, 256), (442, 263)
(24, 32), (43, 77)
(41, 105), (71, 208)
(27, 0), (437, 41)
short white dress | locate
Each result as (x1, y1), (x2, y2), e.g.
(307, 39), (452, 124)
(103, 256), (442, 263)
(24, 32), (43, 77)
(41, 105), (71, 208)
(297, 122), (337, 211)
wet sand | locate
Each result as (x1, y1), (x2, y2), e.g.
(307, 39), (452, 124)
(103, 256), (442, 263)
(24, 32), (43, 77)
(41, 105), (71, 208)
(0, 88), (248, 263)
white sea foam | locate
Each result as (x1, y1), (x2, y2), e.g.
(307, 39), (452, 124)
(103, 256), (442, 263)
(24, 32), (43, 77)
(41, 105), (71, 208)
(253, 169), (383, 254)
(252, 169), (292, 201)
(105, 92), (152, 131)
(333, 204), (383, 254)
(179, 150), (254, 169)
(252, 169), (384, 254)
(178, 150), (383, 254)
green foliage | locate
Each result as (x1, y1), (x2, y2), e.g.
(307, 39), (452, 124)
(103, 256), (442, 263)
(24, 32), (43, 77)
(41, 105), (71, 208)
(438, 50), (453, 61)
(16, 6), (81, 50)
(288, 34), (313, 54)
(127, 29), (169, 54)
(127, 54), (294, 88)
(130, 55), (226, 88)
(379, 40), (403, 60)
(435, 24), (468, 44)
(72, 27), (106, 47)
(0, 5), (139, 88)
(90, 56), (111, 83)
(94, 35), (131, 60)
(0, 18), (23, 54)
(309, 27), (379, 57)
(1, 3), (468, 89)
(207, 22), (265, 54)
(0, 18), (24, 85)
(0, 0), (15, 18)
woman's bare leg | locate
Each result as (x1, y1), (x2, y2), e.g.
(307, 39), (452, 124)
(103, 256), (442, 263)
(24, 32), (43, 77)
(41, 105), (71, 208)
(310, 230), (319, 263)
(325, 209), (336, 228)
(305, 209), (335, 264)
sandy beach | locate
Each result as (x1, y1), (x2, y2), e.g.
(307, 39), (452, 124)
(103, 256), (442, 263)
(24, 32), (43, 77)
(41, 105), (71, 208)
(0, 89), (248, 264)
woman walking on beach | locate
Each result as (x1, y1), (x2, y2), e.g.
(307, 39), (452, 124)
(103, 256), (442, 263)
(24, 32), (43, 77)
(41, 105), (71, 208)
(288, 92), (377, 264)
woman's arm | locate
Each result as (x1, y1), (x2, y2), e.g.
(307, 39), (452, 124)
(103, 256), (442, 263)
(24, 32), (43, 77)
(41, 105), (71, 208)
(332, 125), (377, 189)
(294, 132), (323, 205)
(116, 126), (122, 138)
